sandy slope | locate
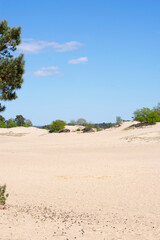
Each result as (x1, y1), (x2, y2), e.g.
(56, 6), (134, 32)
(0, 122), (160, 240)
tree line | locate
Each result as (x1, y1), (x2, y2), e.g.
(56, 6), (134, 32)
(0, 115), (32, 128)
(40, 105), (160, 133)
(68, 117), (122, 129)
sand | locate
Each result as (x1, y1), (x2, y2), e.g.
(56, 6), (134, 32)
(0, 122), (160, 240)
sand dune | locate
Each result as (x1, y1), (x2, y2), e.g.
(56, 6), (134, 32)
(0, 122), (160, 239)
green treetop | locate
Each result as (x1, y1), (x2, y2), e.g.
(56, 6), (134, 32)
(15, 114), (25, 126)
(0, 20), (25, 112)
(133, 107), (160, 123)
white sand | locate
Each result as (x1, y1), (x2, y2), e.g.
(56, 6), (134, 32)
(0, 122), (160, 240)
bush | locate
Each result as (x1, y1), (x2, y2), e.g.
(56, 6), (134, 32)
(58, 128), (70, 133)
(134, 108), (160, 123)
(83, 123), (94, 132)
(0, 120), (6, 128)
(0, 184), (9, 206)
(76, 128), (81, 131)
(7, 119), (17, 128)
(50, 120), (66, 133)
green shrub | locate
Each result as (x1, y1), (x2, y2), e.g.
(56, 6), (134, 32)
(134, 108), (160, 123)
(76, 128), (81, 131)
(96, 127), (102, 131)
(0, 184), (9, 206)
(50, 120), (66, 133)
(83, 123), (94, 132)
(7, 119), (17, 128)
(0, 120), (6, 128)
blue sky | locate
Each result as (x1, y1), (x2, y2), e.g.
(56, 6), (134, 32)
(0, 0), (160, 125)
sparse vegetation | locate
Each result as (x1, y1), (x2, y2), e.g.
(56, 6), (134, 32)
(0, 184), (9, 206)
(58, 128), (70, 133)
(68, 118), (87, 126)
(94, 122), (116, 129)
(68, 119), (118, 130)
(82, 123), (94, 133)
(116, 116), (123, 126)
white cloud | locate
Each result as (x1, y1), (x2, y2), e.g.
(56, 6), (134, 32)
(18, 39), (83, 54)
(33, 70), (54, 77)
(68, 57), (88, 64)
(41, 66), (59, 70)
(27, 66), (62, 77)
(51, 41), (83, 52)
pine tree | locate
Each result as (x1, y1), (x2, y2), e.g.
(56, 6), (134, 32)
(0, 20), (25, 112)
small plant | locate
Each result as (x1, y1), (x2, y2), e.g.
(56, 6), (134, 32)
(0, 184), (9, 206)
(76, 128), (81, 131)
(96, 127), (101, 131)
